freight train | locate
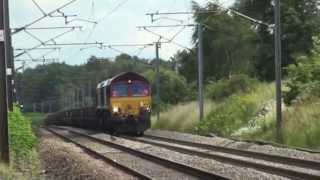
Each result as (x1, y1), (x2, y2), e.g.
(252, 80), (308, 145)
(45, 72), (152, 135)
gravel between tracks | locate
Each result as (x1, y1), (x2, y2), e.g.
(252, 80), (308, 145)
(64, 127), (289, 180)
(135, 136), (320, 177)
(146, 130), (320, 162)
(39, 128), (136, 180)
(59, 129), (198, 179)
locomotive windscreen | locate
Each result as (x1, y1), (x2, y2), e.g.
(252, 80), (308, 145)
(111, 83), (128, 97)
(111, 81), (149, 97)
(131, 82), (149, 96)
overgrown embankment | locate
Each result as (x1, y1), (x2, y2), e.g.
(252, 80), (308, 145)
(0, 107), (41, 180)
(152, 73), (320, 150)
(244, 42), (320, 149)
(152, 101), (217, 133)
(152, 75), (273, 136)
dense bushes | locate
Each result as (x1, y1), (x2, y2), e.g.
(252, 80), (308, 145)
(283, 37), (320, 105)
(197, 83), (274, 136)
(284, 57), (320, 105)
(0, 107), (40, 179)
(144, 69), (190, 105)
(8, 106), (38, 169)
(197, 95), (258, 136)
(206, 74), (258, 100)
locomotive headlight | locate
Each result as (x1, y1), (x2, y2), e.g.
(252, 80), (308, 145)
(113, 107), (119, 113)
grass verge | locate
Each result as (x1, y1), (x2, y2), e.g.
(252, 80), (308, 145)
(197, 83), (275, 136)
(242, 97), (320, 149)
(152, 100), (217, 133)
(0, 107), (41, 180)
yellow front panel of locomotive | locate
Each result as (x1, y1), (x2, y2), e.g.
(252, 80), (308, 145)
(110, 96), (151, 116)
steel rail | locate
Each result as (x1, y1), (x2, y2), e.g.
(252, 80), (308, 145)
(143, 134), (320, 169)
(228, 137), (320, 154)
(45, 128), (152, 180)
(129, 135), (320, 180)
(54, 126), (230, 180)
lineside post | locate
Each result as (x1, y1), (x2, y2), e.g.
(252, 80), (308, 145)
(197, 24), (204, 121)
(274, 0), (283, 143)
(0, 0), (10, 164)
(4, 0), (13, 111)
(155, 42), (160, 121)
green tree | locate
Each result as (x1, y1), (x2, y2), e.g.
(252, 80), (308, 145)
(144, 69), (189, 104)
(18, 53), (183, 112)
(190, 1), (258, 81)
(234, 0), (320, 80)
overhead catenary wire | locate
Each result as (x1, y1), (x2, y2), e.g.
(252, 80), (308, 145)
(83, 0), (130, 44)
(44, 42), (103, 47)
(205, 0), (271, 28)
(24, 30), (45, 44)
(15, 47), (62, 51)
(137, 24), (195, 28)
(12, 26), (83, 31)
(98, 0), (129, 23)
(65, 18), (97, 25)
(12, 0), (78, 34)
(15, 58), (59, 62)
(134, 45), (149, 57)
(142, 27), (193, 52)
(32, 0), (47, 16)
(15, 28), (76, 58)
(36, 49), (58, 59)
(66, 0), (129, 63)
(105, 45), (127, 54)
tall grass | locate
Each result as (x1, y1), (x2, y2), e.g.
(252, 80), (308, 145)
(152, 100), (217, 133)
(284, 98), (320, 149)
(198, 83), (275, 136)
(151, 80), (320, 150)
(0, 106), (41, 179)
(0, 164), (25, 180)
(241, 96), (320, 150)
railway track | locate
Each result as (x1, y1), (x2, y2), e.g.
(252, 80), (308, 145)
(123, 134), (320, 180)
(46, 128), (152, 180)
(47, 127), (230, 180)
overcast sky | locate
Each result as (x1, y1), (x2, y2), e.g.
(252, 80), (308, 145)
(10, 0), (235, 69)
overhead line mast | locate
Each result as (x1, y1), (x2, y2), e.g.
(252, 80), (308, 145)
(0, 0), (10, 164)
(4, 0), (13, 110)
(274, 0), (283, 143)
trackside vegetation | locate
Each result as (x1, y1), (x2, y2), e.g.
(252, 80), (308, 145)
(151, 101), (217, 133)
(198, 81), (274, 136)
(0, 106), (40, 180)
(153, 41), (320, 149)
(14, 0), (320, 154)
(244, 38), (320, 149)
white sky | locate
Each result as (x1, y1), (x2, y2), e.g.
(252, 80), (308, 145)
(10, 0), (235, 69)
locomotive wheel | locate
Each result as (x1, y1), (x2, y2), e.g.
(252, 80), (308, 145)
(136, 131), (144, 136)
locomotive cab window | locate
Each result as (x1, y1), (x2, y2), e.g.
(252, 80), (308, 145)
(131, 81), (149, 97)
(111, 83), (129, 97)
